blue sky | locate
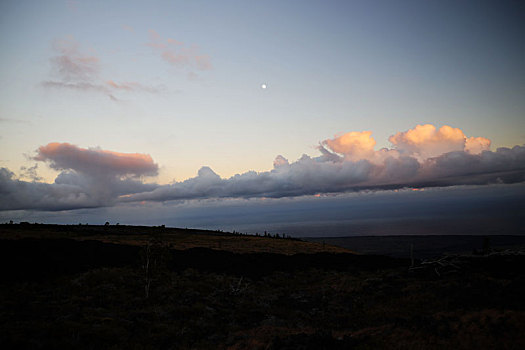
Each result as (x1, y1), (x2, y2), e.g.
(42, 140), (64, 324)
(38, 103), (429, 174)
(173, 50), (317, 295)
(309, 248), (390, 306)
(1, 0), (524, 230)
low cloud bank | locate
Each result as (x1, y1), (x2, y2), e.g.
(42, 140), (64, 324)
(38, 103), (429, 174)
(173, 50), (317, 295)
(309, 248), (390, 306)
(1, 125), (524, 211)
(124, 144), (524, 203)
(0, 144), (158, 211)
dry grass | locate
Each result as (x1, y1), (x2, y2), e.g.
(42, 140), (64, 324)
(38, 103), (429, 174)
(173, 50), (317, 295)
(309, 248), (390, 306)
(0, 224), (352, 255)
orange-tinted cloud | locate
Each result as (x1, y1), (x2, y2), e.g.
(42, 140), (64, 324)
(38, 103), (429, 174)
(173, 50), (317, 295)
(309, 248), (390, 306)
(389, 124), (490, 159)
(0, 125), (521, 211)
(322, 131), (376, 161)
(34, 142), (158, 177)
(465, 136), (491, 154)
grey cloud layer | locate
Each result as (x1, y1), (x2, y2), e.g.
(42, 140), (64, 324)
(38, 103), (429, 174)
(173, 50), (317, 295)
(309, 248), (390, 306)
(0, 144), (158, 211)
(0, 168), (156, 211)
(1, 126), (524, 211)
(122, 145), (525, 203)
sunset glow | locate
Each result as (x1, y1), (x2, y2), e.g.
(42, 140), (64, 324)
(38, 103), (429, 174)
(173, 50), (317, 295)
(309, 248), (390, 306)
(0, 0), (523, 228)
(1, 3), (524, 348)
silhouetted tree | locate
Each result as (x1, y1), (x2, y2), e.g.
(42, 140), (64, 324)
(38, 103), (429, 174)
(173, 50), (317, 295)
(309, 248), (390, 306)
(140, 234), (170, 299)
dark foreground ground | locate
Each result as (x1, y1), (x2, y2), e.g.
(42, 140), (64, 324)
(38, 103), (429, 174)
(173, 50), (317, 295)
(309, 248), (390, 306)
(0, 225), (524, 349)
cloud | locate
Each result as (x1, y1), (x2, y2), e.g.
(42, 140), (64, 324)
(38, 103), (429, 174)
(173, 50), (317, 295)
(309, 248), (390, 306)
(273, 155), (289, 168)
(465, 136), (492, 154)
(121, 124), (523, 203)
(1, 125), (523, 212)
(0, 167), (96, 211)
(43, 37), (159, 100)
(66, 0), (79, 12)
(105, 80), (160, 93)
(0, 144), (159, 211)
(147, 29), (212, 71)
(51, 36), (100, 82)
(122, 24), (134, 33)
(42, 80), (110, 93)
(121, 145), (525, 203)
(389, 124), (491, 159)
(321, 131), (377, 161)
(34, 142), (158, 177)
(18, 164), (43, 182)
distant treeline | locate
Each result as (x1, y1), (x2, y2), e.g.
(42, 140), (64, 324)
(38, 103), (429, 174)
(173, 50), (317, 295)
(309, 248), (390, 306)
(1, 222), (299, 240)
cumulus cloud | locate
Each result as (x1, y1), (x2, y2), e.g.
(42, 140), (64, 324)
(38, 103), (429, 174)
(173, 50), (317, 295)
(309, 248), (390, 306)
(0, 167), (98, 211)
(121, 124), (523, 203)
(0, 143), (159, 211)
(388, 124), (491, 159)
(1, 143), (159, 211)
(147, 29), (212, 71)
(465, 136), (492, 154)
(322, 131), (376, 161)
(273, 155), (289, 168)
(1, 125), (524, 211)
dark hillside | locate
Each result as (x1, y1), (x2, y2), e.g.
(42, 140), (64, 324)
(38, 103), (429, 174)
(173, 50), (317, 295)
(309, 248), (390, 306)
(0, 225), (524, 349)
(0, 238), (405, 282)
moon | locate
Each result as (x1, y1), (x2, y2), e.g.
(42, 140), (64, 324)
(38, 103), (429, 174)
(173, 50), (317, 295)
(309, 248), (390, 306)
(261, 84), (267, 89)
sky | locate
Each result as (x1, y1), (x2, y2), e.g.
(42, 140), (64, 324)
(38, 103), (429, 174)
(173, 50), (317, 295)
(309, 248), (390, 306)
(1, 0), (524, 234)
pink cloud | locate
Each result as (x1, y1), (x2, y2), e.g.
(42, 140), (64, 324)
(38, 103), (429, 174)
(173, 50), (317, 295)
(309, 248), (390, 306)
(51, 36), (99, 82)
(0, 125), (522, 211)
(161, 50), (190, 66)
(34, 142), (158, 177)
(122, 24), (134, 33)
(147, 29), (212, 71)
(105, 80), (160, 93)
(167, 38), (183, 45)
(195, 54), (212, 70)
(43, 37), (161, 99)
(66, 0), (79, 12)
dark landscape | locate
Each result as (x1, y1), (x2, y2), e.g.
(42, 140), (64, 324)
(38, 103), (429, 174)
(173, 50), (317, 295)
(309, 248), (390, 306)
(1, 223), (524, 349)
(2, 1), (525, 349)
(307, 235), (525, 259)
